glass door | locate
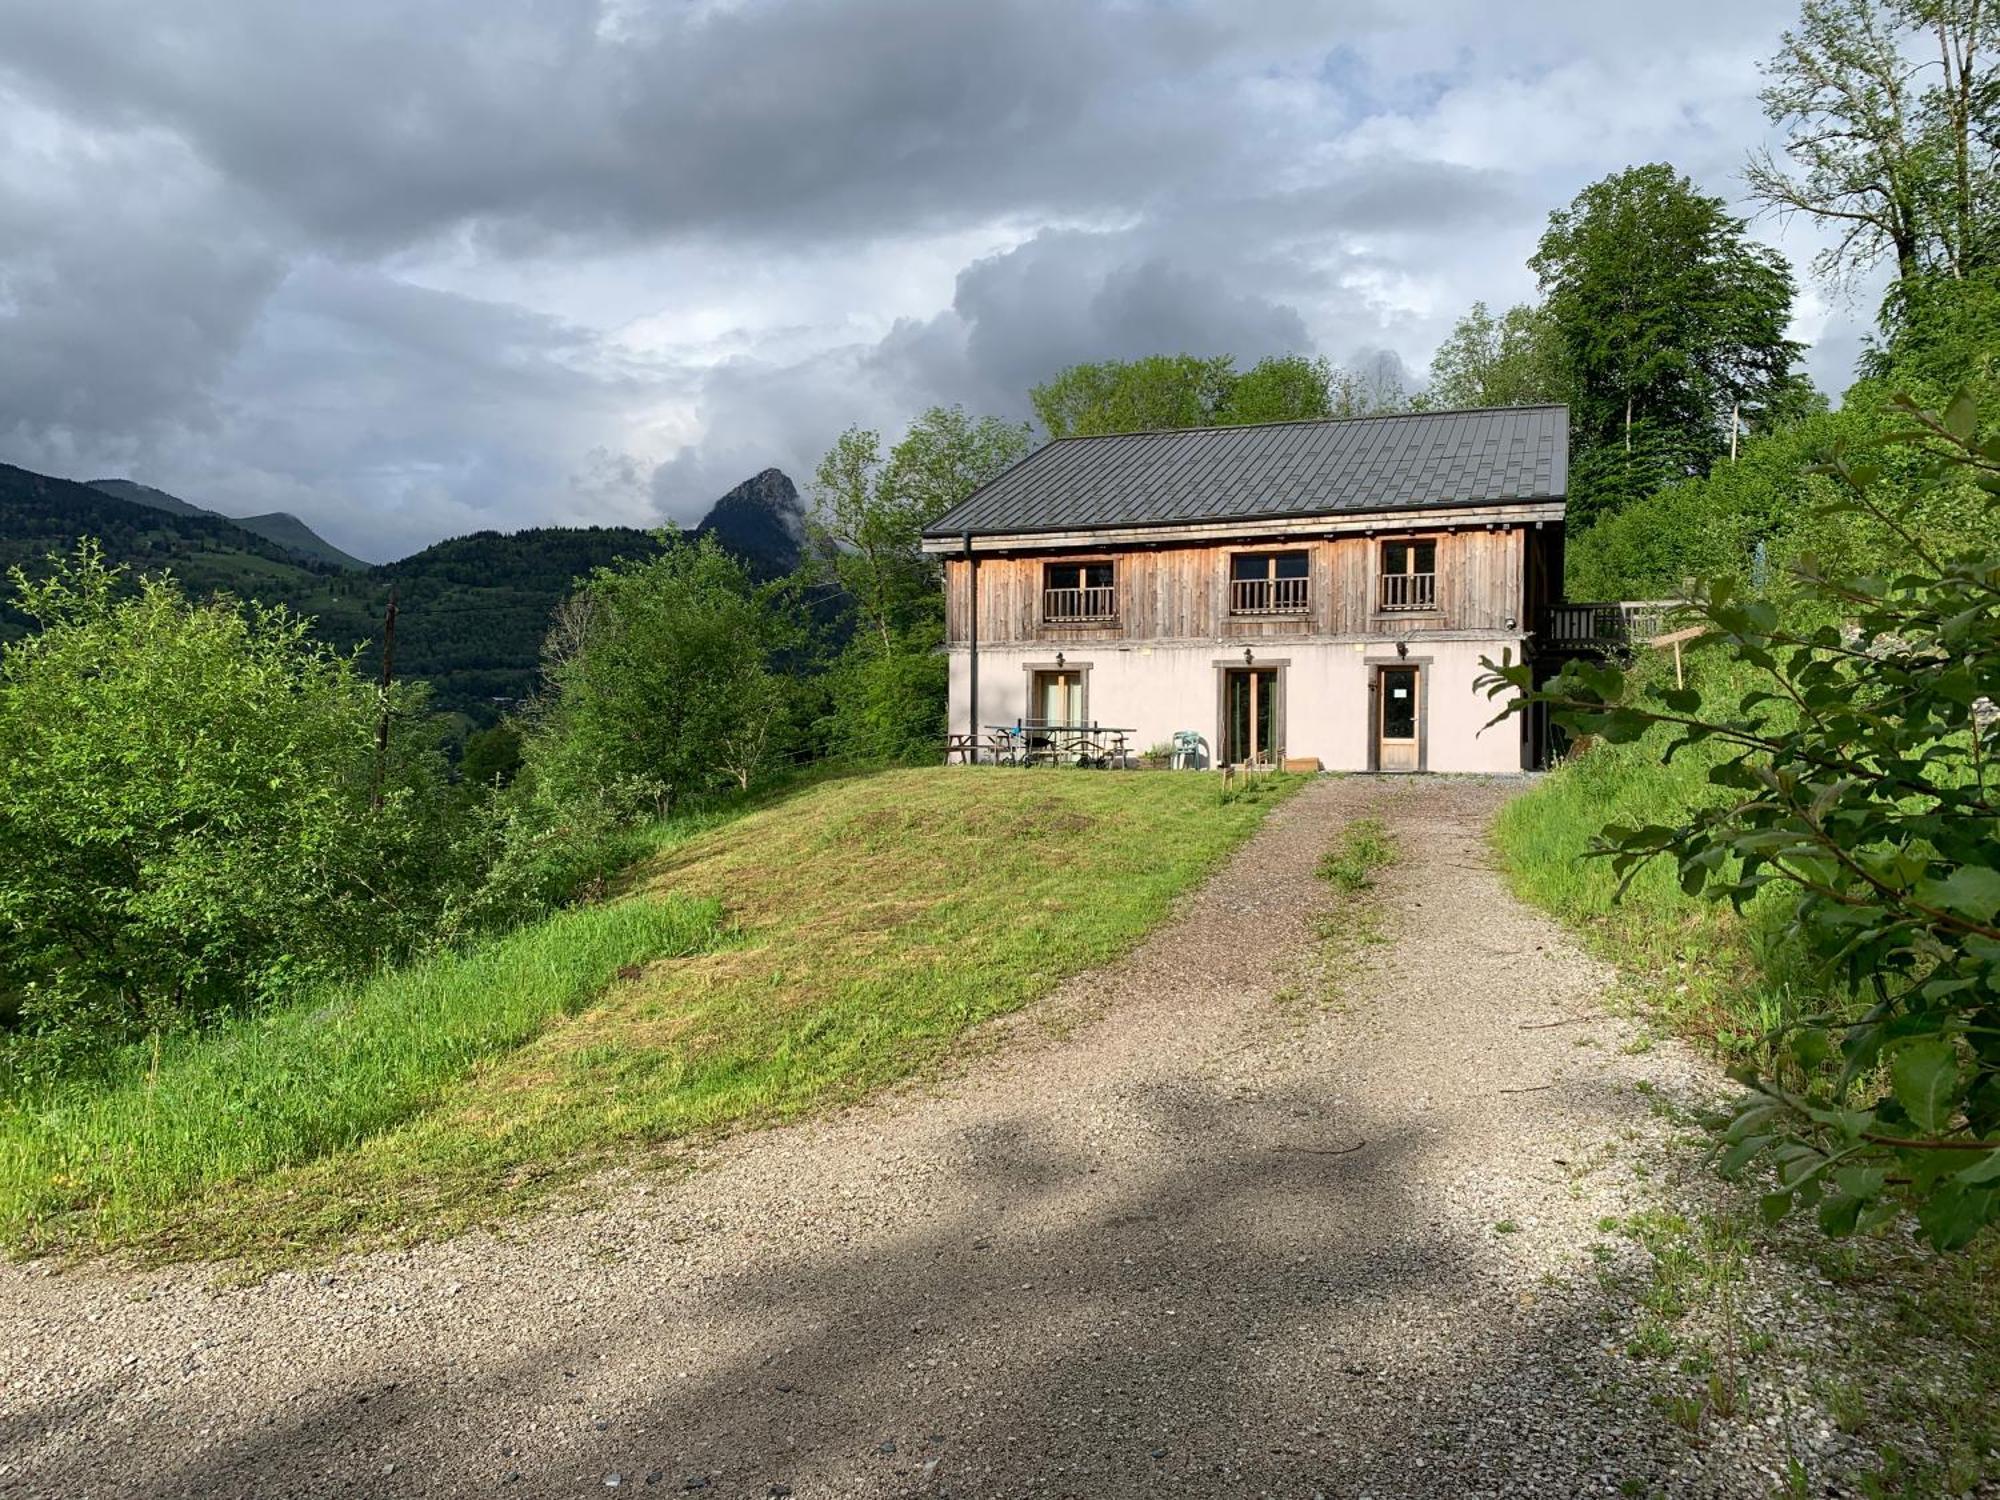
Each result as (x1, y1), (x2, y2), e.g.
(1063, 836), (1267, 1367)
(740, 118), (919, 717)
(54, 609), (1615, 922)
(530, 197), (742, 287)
(1224, 668), (1279, 765)
(1378, 665), (1419, 771)
(1036, 670), (1082, 725)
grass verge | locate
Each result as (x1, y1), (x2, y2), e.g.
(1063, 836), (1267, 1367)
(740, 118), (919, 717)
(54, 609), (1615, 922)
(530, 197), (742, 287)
(7, 766), (1294, 1262)
(1494, 649), (2000, 1495)
(1, 895), (723, 1254)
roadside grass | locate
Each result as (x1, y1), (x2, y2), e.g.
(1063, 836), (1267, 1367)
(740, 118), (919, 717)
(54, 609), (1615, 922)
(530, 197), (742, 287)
(0, 895), (724, 1254)
(8, 766), (1294, 1262)
(1495, 646), (2000, 1493)
(1490, 651), (1805, 1063)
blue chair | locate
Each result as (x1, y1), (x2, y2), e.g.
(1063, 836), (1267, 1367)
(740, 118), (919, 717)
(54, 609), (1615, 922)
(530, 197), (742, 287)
(1170, 731), (1206, 770)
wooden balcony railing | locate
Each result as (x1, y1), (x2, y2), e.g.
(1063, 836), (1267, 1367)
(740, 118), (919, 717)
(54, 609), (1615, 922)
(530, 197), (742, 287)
(1378, 571), (1437, 611)
(1043, 585), (1117, 623)
(1229, 576), (1310, 615)
(1540, 600), (1684, 649)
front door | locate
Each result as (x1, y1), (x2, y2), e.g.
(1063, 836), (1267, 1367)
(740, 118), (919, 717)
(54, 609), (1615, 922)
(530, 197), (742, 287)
(1033, 670), (1083, 726)
(1223, 668), (1280, 765)
(1378, 665), (1420, 772)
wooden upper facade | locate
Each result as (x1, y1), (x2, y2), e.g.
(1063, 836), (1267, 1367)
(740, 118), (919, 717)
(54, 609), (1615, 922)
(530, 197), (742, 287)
(942, 516), (1565, 647)
(919, 405), (1572, 650)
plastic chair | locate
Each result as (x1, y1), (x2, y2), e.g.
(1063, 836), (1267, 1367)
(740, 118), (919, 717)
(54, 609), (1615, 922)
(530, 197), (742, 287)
(1170, 730), (1205, 770)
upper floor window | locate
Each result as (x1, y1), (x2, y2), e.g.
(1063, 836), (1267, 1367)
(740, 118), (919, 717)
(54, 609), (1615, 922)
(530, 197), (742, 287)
(1229, 551), (1310, 616)
(1379, 539), (1437, 612)
(1043, 560), (1116, 622)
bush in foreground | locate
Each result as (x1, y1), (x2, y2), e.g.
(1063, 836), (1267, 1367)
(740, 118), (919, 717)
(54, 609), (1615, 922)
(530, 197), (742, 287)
(0, 546), (463, 1057)
(1485, 391), (2000, 1249)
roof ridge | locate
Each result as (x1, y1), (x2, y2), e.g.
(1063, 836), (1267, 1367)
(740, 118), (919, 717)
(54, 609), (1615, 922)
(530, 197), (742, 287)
(1045, 402), (1569, 444)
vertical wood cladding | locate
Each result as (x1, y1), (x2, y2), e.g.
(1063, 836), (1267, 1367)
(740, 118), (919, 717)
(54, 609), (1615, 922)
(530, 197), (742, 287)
(945, 528), (1530, 645)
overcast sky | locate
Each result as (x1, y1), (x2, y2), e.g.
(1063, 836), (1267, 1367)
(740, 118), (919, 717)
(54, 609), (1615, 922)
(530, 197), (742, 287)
(0, 0), (1877, 563)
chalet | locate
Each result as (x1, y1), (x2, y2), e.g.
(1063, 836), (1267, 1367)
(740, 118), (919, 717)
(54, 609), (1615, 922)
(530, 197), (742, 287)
(920, 405), (1576, 773)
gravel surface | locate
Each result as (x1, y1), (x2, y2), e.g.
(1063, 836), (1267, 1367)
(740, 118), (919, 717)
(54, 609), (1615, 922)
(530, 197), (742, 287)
(0, 777), (1878, 1497)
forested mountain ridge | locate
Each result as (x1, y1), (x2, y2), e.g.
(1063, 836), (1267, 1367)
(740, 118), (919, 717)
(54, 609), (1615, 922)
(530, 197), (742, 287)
(86, 478), (369, 570)
(2, 459), (810, 726)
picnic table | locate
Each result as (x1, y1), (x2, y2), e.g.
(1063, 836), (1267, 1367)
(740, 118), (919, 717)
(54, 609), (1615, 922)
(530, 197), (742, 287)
(984, 720), (1133, 768)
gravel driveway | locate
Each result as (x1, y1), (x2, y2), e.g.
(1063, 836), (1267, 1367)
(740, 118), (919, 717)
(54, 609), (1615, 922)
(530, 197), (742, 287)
(1, 777), (1816, 1497)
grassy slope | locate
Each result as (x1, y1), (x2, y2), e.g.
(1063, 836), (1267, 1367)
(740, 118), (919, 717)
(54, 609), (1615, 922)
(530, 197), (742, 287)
(1491, 648), (1803, 1059)
(1493, 657), (2000, 1495)
(4, 767), (1292, 1261)
(2, 896), (723, 1254)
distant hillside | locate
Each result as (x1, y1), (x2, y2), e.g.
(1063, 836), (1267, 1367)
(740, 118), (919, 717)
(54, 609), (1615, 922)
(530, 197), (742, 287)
(0, 463), (337, 638)
(87, 479), (367, 570)
(3, 460), (811, 728)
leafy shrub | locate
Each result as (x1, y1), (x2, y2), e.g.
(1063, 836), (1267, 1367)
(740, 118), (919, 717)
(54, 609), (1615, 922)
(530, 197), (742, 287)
(520, 535), (793, 821)
(0, 546), (462, 1055)
(817, 625), (949, 764)
(1486, 391), (2000, 1248)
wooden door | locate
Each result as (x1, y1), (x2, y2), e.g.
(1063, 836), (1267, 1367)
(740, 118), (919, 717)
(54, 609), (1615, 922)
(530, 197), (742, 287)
(1378, 665), (1420, 772)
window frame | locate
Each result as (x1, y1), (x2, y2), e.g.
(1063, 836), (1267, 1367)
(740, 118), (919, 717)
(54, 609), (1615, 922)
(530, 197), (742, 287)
(1040, 557), (1118, 624)
(1227, 548), (1312, 617)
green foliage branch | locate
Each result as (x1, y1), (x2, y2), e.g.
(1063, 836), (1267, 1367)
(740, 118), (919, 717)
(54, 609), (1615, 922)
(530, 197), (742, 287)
(1482, 390), (2000, 1249)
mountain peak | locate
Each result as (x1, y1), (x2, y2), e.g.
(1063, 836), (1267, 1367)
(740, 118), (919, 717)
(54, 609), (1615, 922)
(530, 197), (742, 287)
(693, 469), (806, 577)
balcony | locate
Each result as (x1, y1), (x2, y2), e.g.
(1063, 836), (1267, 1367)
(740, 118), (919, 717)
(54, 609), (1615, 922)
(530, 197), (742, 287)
(1540, 601), (1682, 650)
(1043, 585), (1118, 623)
(1230, 576), (1310, 616)
(1378, 571), (1437, 612)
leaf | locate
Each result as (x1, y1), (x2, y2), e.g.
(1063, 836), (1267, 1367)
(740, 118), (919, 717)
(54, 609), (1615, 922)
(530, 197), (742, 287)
(1918, 1184), (1994, 1252)
(1914, 868), (2000, 925)
(1954, 1149), (2000, 1187)
(1943, 388), (1978, 443)
(1890, 1039), (1963, 1136)
(1817, 1194), (1863, 1238)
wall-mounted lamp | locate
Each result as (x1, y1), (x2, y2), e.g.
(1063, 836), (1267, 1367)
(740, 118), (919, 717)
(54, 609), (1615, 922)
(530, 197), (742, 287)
(1055, 651), (1065, 668)
(1243, 647), (1254, 665)
(1504, 616), (1518, 631)
(1396, 640), (1409, 659)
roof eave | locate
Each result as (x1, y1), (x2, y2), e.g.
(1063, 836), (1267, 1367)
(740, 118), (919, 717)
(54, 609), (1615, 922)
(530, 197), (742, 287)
(921, 495), (1567, 554)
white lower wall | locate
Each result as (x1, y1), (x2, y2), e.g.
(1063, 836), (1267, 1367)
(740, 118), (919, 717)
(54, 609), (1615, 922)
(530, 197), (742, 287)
(948, 636), (1528, 773)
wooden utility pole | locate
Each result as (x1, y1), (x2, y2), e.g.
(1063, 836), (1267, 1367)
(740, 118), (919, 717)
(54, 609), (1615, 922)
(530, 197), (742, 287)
(370, 585), (399, 811)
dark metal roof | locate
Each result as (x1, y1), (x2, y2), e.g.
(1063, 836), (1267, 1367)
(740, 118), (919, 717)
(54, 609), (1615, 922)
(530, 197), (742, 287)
(923, 405), (1568, 538)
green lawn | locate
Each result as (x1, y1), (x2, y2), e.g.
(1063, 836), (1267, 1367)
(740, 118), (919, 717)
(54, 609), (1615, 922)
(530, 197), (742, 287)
(1, 766), (1294, 1261)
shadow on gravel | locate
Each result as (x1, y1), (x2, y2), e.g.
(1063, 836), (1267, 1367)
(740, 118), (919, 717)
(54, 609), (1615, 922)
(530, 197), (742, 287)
(80, 1068), (1697, 1500)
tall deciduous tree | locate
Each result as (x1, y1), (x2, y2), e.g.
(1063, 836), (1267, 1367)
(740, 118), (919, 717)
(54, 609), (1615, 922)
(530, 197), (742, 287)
(1029, 352), (1401, 438)
(1533, 163), (1806, 525)
(808, 405), (1031, 762)
(1422, 301), (1567, 410)
(1747, 0), (1998, 291)
(808, 405), (1032, 650)
(524, 536), (788, 819)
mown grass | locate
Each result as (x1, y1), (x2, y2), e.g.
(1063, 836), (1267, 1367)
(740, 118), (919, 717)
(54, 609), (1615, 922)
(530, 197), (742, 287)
(0, 895), (723, 1254)
(5, 766), (1294, 1261)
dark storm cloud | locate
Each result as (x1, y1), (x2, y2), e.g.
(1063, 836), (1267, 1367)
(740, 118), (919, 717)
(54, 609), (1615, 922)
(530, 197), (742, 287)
(0, 0), (1868, 556)
(0, 0), (1247, 252)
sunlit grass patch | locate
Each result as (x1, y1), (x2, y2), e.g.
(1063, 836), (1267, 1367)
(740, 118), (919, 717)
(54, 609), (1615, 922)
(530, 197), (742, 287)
(5, 766), (1294, 1261)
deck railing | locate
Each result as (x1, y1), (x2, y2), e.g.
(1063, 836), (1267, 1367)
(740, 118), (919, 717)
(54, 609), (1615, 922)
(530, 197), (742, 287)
(1540, 600), (1684, 649)
(1378, 571), (1437, 611)
(1229, 575), (1310, 615)
(1042, 585), (1117, 623)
